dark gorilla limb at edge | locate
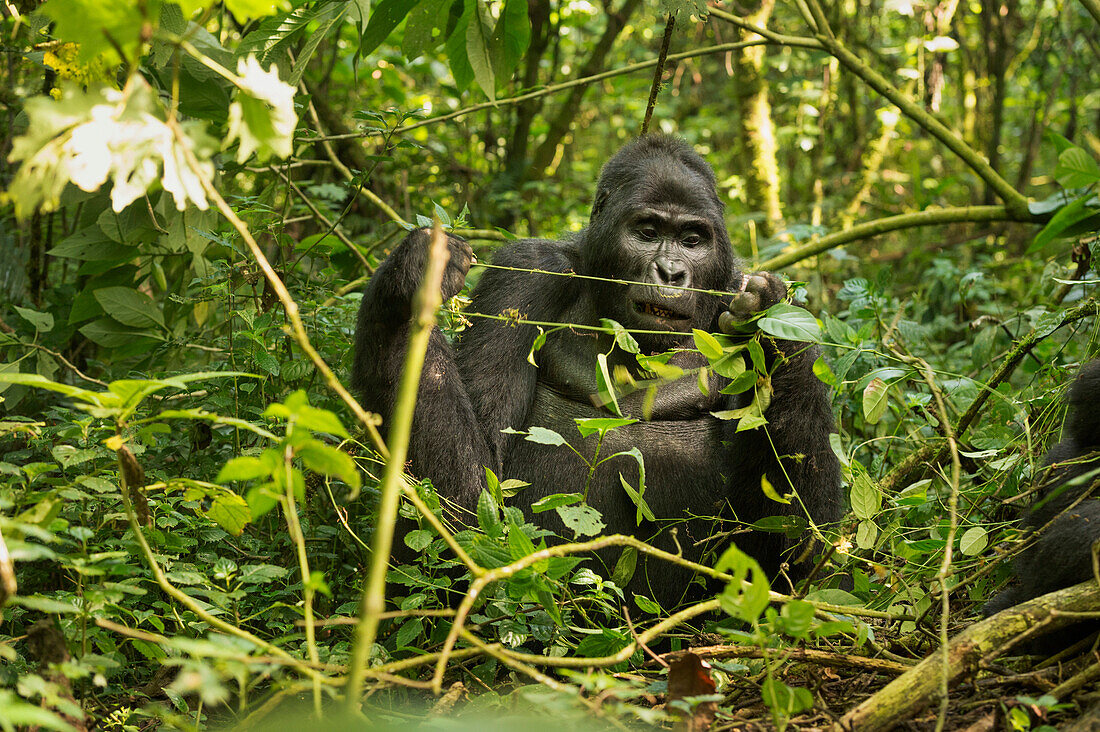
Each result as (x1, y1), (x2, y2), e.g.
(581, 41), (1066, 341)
(986, 360), (1100, 623)
(352, 136), (843, 606)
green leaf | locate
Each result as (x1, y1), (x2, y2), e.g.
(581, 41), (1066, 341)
(619, 473), (656, 523)
(490, 0), (530, 81)
(287, 4), (346, 87)
(862, 377), (889, 424)
(41, 0), (148, 63)
(1028, 196), (1099, 253)
(297, 441), (361, 488)
(444, 1), (474, 90)
(856, 519), (878, 550)
(612, 546), (637, 587)
(600, 318), (640, 354)
(14, 306), (54, 332)
(92, 287), (165, 328)
(711, 352), (746, 379)
(693, 329), (724, 360)
(850, 468), (881, 520)
(465, 0), (496, 100)
(207, 492), (251, 535)
(218, 456), (269, 482)
(634, 593), (661, 614)
(360, 0), (421, 56)
(404, 529), (434, 551)
(575, 416), (637, 438)
(760, 474), (791, 504)
(47, 227), (134, 260)
(530, 492), (583, 513)
(1055, 147), (1100, 189)
(403, 0), (453, 59)
(595, 352), (621, 417)
(525, 425), (565, 446)
(959, 526), (988, 556)
(812, 356), (836, 387)
(803, 588), (864, 607)
(757, 303), (823, 343)
(225, 0), (289, 23)
(507, 523), (538, 562)
(477, 489), (502, 538)
(556, 503), (605, 538)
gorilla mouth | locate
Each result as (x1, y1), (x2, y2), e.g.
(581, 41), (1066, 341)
(633, 299), (691, 323)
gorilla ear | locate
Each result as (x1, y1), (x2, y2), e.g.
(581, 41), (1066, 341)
(591, 188), (609, 221)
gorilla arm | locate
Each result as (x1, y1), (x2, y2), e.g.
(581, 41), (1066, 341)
(352, 229), (492, 510)
(718, 272), (843, 572)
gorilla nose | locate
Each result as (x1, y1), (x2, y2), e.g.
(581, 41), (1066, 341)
(652, 257), (688, 288)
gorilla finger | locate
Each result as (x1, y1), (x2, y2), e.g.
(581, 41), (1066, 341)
(729, 290), (762, 315)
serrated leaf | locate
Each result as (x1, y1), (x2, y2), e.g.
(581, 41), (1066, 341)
(525, 426), (565, 446)
(556, 503), (605, 538)
(404, 529), (434, 552)
(297, 441), (360, 487)
(850, 469), (881, 520)
(207, 492), (251, 536)
(477, 489), (502, 538)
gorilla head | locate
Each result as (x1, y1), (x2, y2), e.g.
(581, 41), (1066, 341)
(581, 136), (736, 351)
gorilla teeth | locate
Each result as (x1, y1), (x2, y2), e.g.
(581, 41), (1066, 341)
(641, 302), (676, 319)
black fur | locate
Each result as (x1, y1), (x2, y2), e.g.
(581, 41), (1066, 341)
(985, 360), (1100, 616)
(353, 136), (842, 603)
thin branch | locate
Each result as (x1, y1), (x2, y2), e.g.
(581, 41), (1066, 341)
(344, 224), (451, 711)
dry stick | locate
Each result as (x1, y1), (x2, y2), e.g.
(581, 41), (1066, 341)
(880, 298), (1099, 494)
(344, 224), (451, 711)
(166, 117), (389, 459)
(113, 450), (329, 684)
(892, 349), (962, 732)
(661, 644), (911, 674)
(640, 14), (676, 136)
(837, 580), (1100, 732)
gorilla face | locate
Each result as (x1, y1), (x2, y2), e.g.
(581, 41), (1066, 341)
(582, 137), (735, 351)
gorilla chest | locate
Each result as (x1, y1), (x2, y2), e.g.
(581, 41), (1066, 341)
(504, 384), (730, 526)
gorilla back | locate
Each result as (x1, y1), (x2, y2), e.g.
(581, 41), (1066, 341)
(353, 136), (842, 602)
(985, 360), (1100, 616)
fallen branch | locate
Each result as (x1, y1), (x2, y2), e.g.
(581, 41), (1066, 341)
(837, 580), (1100, 732)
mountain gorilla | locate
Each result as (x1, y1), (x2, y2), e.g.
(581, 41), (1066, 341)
(985, 360), (1100, 616)
(353, 136), (842, 602)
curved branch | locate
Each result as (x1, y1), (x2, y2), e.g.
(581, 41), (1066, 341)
(758, 205), (1037, 271)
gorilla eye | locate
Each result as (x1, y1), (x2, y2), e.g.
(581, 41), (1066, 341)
(637, 226), (659, 241)
(682, 232), (702, 247)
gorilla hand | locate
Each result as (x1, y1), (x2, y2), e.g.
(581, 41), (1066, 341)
(718, 272), (787, 334)
(385, 228), (474, 304)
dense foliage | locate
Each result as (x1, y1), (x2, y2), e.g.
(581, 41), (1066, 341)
(1, 0), (1099, 728)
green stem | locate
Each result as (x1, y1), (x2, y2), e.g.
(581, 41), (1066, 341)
(344, 226), (450, 711)
(281, 441), (321, 717)
(582, 434), (604, 501)
(758, 205), (1035, 271)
